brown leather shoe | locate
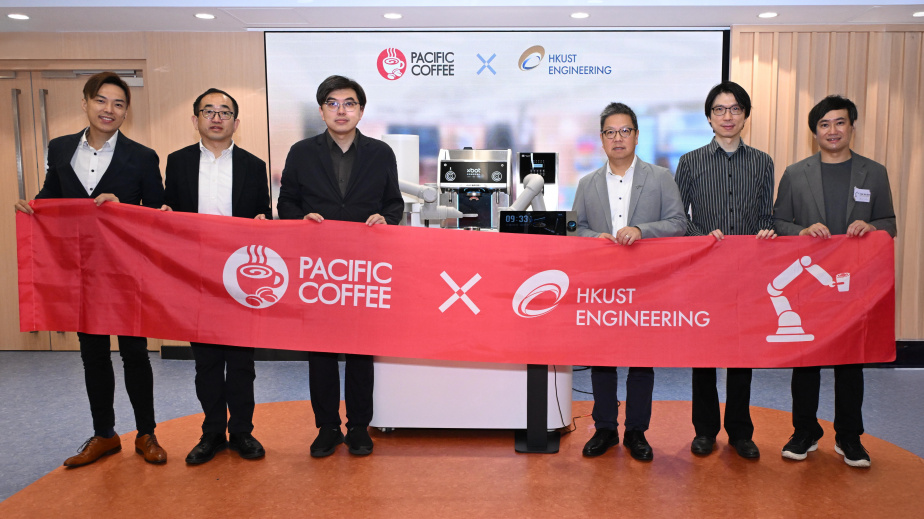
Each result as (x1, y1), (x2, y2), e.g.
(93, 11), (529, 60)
(63, 435), (122, 467)
(135, 433), (167, 464)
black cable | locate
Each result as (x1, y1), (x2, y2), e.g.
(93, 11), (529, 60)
(552, 365), (569, 433)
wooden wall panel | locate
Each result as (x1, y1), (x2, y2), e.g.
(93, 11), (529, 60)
(731, 25), (924, 340)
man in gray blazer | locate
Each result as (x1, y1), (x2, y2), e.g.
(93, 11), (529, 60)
(572, 102), (686, 461)
(773, 95), (896, 469)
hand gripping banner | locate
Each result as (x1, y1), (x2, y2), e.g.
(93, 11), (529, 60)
(17, 199), (895, 367)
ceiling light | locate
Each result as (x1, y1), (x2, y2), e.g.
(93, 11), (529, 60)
(913, 12), (924, 18)
(195, 13), (216, 20)
(758, 12), (778, 19)
(571, 12), (590, 20)
(7, 13), (29, 20)
(384, 13), (402, 20)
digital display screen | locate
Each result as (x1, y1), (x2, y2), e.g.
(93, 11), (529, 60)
(266, 30), (725, 214)
(499, 211), (577, 236)
(518, 152), (557, 184)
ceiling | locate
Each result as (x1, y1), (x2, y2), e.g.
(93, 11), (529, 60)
(0, 1), (922, 32)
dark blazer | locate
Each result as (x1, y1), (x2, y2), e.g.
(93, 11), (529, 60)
(36, 128), (164, 207)
(773, 152), (897, 238)
(277, 129), (404, 224)
(163, 143), (271, 219)
(573, 158), (687, 239)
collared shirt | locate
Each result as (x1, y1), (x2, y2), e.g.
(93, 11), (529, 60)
(675, 138), (774, 236)
(70, 129), (118, 196)
(326, 131), (356, 197)
(197, 141), (234, 216)
(605, 155), (637, 232)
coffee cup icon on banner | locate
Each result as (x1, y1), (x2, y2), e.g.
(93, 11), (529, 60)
(377, 48), (406, 80)
(223, 245), (289, 309)
(239, 261), (284, 306)
(836, 273), (851, 292)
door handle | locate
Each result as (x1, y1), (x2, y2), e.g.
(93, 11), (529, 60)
(38, 88), (49, 181)
(11, 88), (25, 200)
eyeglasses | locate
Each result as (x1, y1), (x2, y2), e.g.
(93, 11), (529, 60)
(323, 100), (359, 112)
(601, 127), (636, 140)
(711, 105), (743, 116)
(199, 109), (234, 120)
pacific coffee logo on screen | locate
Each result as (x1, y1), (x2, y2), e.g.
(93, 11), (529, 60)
(223, 245), (289, 309)
(512, 270), (570, 318)
(377, 48), (407, 80)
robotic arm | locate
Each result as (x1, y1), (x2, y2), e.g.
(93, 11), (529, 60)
(399, 180), (467, 222)
(501, 173), (546, 212)
(766, 256), (850, 343)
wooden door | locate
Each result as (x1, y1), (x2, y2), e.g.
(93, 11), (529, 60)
(0, 71), (51, 350)
(1, 69), (161, 351)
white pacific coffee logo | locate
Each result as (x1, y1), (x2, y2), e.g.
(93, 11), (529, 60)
(512, 270), (569, 318)
(223, 245), (289, 309)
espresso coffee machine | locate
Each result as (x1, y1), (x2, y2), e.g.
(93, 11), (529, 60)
(437, 148), (513, 230)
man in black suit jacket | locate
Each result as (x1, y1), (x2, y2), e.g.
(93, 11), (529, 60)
(773, 95), (896, 469)
(162, 88), (271, 464)
(14, 72), (166, 467)
(278, 75), (403, 458)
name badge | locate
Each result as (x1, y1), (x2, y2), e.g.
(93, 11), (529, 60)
(854, 187), (870, 203)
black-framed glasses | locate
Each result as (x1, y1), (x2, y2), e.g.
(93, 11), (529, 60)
(323, 100), (359, 112)
(711, 105), (743, 116)
(601, 127), (636, 140)
(199, 109), (234, 120)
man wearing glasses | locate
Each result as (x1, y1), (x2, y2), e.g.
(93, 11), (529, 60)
(161, 88), (271, 464)
(278, 75), (403, 457)
(572, 102), (686, 461)
(674, 81), (776, 460)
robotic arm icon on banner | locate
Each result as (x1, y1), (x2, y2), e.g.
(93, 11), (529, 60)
(766, 256), (851, 343)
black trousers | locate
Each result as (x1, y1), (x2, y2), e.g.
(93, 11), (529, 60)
(791, 364), (864, 440)
(77, 332), (155, 436)
(691, 367), (754, 441)
(191, 342), (256, 435)
(308, 352), (373, 430)
(590, 366), (654, 432)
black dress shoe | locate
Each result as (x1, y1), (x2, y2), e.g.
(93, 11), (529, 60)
(344, 427), (374, 456)
(582, 428), (619, 457)
(310, 427), (344, 458)
(229, 433), (265, 460)
(731, 438), (760, 459)
(185, 433), (227, 465)
(691, 435), (716, 456)
(624, 430), (653, 461)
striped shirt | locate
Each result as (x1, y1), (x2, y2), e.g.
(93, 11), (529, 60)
(674, 138), (774, 236)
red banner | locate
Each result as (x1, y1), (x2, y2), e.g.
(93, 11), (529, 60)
(17, 199), (895, 367)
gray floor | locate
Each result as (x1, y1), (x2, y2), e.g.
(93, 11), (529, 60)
(1, 351), (921, 501)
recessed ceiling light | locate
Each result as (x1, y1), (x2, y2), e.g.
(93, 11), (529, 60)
(384, 13), (402, 20)
(7, 13), (29, 20)
(571, 12), (590, 20)
(758, 12), (778, 19)
(913, 12), (924, 18)
(195, 13), (216, 20)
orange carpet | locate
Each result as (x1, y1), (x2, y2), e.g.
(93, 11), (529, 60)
(1, 401), (922, 518)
